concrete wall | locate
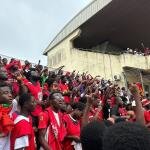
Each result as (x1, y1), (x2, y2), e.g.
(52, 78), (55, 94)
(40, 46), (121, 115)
(47, 29), (81, 69)
(47, 30), (150, 86)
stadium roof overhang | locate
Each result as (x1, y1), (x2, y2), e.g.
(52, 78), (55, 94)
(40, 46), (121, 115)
(44, 0), (150, 55)
(74, 0), (150, 49)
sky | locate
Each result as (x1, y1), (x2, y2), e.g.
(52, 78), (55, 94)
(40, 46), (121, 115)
(0, 0), (92, 65)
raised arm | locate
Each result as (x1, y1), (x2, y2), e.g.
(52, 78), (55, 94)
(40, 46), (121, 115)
(82, 94), (93, 128)
(129, 84), (145, 125)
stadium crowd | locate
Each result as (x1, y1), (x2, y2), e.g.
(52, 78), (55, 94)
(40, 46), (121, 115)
(0, 56), (150, 150)
(125, 46), (150, 56)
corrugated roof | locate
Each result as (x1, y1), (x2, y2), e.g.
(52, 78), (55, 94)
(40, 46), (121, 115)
(43, 0), (112, 55)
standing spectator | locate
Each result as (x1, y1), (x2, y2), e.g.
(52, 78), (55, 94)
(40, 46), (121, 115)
(22, 60), (31, 74)
(2, 58), (8, 69)
(10, 93), (36, 150)
(41, 69), (49, 87)
(0, 83), (13, 150)
(0, 66), (8, 82)
(38, 92), (66, 150)
(62, 102), (85, 150)
(142, 99), (150, 127)
(59, 76), (71, 103)
(22, 69), (43, 116)
(0, 56), (2, 65)
(21, 69), (43, 149)
(88, 95), (103, 121)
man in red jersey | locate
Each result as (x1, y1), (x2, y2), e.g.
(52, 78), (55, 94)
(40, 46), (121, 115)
(22, 69), (43, 116)
(21, 69), (43, 150)
(62, 102), (85, 150)
(88, 95), (103, 121)
(10, 93), (36, 150)
(38, 92), (66, 150)
(59, 76), (71, 104)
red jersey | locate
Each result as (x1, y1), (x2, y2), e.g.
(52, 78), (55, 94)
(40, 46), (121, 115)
(10, 115), (35, 150)
(12, 81), (20, 97)
(62, 114), (80, 150)
(0, 105), (14, 136)
(59, 83), (70, 103)
(23, 79), (43, 116)
(119, 107), (127, 117)
(89, 107), (103, 121)
(110, 97), (116, 108)
(38, 108), (66, 150)
(144, 110), (150, 124)
(74, 96), (80, 103)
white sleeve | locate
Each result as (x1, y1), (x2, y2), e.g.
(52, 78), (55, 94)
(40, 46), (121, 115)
(14, 135), (29, 150)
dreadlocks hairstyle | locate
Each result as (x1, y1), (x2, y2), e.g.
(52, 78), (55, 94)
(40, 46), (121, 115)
(103, 122), (150, 150)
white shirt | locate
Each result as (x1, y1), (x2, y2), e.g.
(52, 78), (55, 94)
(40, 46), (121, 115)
(9, 99), (19, 117)
(14, 136), (29, 150)
(0, 136), (10, 150)
(53, 111), (60, 126)
(13, 116), (30, 150)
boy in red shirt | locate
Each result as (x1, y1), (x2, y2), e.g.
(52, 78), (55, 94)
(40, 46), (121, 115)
(10, 93), (36, 150)
(62, 102), (85, 150)
(38, 92), (66, 150)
